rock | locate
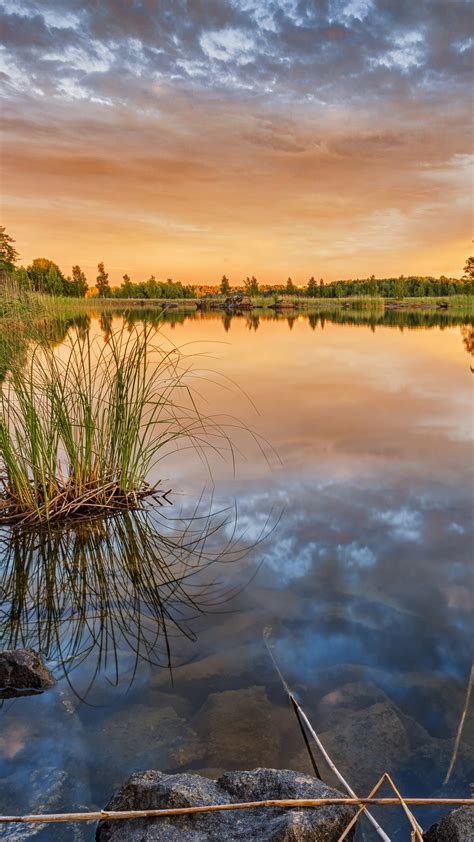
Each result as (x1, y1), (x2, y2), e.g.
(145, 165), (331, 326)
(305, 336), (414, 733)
(0, 767), (88, 840)
(423, 806), (474, 840)
(92, 705), (206, 787)
(96, 767), (356, 840)
(0, 649), (55, 699)
(224, 295), (252, 312)
(192, 686), (283, 769)
(269, 300), (295, 311)
(311, 683), (412, 792)
(139, 688), (192, 720)
(152, 644), (271, 698)
(0, 694), (92, 839)
(397, 736), (474, 794)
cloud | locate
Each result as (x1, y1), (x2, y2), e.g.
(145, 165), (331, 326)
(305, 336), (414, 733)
(0, 0), (471, 279)
(373, 507), (423, 542)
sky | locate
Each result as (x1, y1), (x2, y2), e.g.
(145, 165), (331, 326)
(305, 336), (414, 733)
(1, 0), (473, 285)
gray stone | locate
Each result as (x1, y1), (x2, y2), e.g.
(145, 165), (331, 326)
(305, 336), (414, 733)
(96, 767), (356, 840)
(0, 648), (54, 699)
(423, 806), (474, 841)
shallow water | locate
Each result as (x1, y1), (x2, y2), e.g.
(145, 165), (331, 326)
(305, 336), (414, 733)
(1, 309), (473, 840)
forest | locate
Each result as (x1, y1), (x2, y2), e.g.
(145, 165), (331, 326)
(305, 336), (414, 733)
(1, 227), (473, 300)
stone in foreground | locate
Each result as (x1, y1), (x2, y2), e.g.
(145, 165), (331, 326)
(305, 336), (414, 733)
(0, 647), (55, 699)
(423, 806), (474, 841)
(96, 767), (356, 841)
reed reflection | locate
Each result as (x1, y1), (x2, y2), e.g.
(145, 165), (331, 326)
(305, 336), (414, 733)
(0, 503), (265, 700)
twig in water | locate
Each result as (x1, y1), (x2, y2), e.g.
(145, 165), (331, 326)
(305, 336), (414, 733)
(338, 773), (423, 842)
(262, 626), (321, 778)
(262, 627), (391, 842)
(444, 663), (474, 785)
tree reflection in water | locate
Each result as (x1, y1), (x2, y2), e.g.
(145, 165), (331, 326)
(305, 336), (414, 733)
(0, 503), (270, 700)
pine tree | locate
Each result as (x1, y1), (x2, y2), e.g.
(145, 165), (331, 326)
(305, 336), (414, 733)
(244, 275), (259, 296)
(463, 256), (474, 281)
(307, 276), (318, 297)
(0, 226), (19, 273)
(96, 262), (111, 298)
(219, 274), (231, 295)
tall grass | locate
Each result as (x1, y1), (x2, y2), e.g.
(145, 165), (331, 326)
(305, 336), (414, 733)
(0, 324), (230, 526)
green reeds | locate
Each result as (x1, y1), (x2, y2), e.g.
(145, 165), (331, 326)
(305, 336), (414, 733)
(0, 324), (228, 526)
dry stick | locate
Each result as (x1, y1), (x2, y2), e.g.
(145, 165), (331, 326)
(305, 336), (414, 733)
(338, 773), (389, 841)
(290, 692), (322, 780)
(262, 628), (321, 779)
(444, 663), (474, 785)
(1, 798), (473, 825)
(384, 773), (423, 842)
(294, 699), (391, 842)
(262, 629), (391, 842)
(340, 773), (423, 842)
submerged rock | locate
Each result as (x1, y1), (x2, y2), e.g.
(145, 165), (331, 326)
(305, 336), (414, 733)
(92, 704), (206, 787)
(192, 686), (284, 770)
(423, 806), (474, 840)
(309, 683), (412, 791)
(0, 648), (55, 699)
(96, 767), (356, 840)
(0, 767), (88, 841)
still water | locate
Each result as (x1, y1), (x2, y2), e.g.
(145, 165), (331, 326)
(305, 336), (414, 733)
(0, 310), (473, 840)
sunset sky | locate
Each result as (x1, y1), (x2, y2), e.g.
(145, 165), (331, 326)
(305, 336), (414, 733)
(1, 0), (472, 285)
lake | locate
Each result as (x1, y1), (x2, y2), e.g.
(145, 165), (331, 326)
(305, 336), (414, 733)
(0, 308), (473, 840)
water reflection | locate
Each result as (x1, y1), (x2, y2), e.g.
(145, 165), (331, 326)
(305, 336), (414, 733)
(1, 307), (473, 384)
(0, 309), (472, 840)
(0, 312), (91, 381)
(117, 306), (474, 367)
(0, 504), (264, 701)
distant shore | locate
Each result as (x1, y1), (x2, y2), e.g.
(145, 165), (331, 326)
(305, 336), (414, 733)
(45, 293), (473, 320)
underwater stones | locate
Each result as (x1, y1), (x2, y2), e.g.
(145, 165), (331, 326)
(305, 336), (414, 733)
(92, 705), (206, 784)
(142, 689), (192, 720)
(192, 686), (283, 770)
(0, 767), (88, 841)
(0, 648), (55, 699)
(153, 642), (268, 694)
(96, 768), (357, 841)
(312, 683), (412, 791)
(423, 806), (474, 841)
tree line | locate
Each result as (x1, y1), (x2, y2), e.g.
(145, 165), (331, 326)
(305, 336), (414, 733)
(1, 226), (473, 299)
(223, 264), (473, 298)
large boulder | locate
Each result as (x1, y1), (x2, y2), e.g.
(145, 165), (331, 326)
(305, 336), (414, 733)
(96, 767), (356, 841)
(0, 648), (54, 699)
(423, 806), (474, 840)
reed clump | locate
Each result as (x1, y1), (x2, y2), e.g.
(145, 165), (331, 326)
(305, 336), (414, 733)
(0, 324), (221, 526)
